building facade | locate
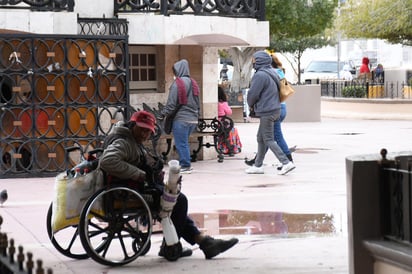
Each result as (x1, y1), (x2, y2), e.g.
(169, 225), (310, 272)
(0, 0), (269, 177)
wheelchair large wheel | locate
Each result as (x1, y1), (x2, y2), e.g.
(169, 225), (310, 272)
(79, 186), (153, 266)
(46, 202), (89, 259)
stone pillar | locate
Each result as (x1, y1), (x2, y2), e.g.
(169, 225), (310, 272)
(199, 47), (219, 160)
(175, 46), (220, 160)
(201, 47), (219, 119)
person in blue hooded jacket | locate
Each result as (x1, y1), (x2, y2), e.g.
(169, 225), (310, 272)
(246, 51), (295, 175)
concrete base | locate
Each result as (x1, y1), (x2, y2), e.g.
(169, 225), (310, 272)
(230, 84), (322, 124)
(322, 98), (412, 120)
(231, 106), (245, 123)
(284, 85), (321, 122)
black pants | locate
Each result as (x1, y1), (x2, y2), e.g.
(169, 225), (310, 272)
(171, 192), (201, 245)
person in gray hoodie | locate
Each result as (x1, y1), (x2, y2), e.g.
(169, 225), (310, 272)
(162, 59), (200, 174)
(246, 51), (295, 175)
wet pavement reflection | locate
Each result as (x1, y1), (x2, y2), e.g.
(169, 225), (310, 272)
(189, 210), (336, 236)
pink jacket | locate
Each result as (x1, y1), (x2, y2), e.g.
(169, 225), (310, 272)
(218, 101), (232, 117)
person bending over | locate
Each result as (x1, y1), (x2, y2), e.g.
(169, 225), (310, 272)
(99, 110), (239, 259)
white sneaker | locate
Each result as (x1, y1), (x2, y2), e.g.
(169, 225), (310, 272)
(278, 162), (295, 175)
(245, 165), (264, 174)
(180, 167), (193, 174)
(272, 162), (283, 170)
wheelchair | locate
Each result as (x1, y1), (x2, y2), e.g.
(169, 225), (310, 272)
(46, 146), (183, 266)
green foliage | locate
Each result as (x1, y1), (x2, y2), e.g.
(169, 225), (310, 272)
(266, 0), (339, 83)
(338, 0), (412, 46)
(342, 86), (366, 98)
(266, 0), (338, 39)
(218, 49), (230, 59)
(270, 36), (334, 56)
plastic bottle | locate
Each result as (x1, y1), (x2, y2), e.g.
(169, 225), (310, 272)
(161, 217), (179, 245)
(167, 160), (181, 194)
(161, 159), (181, 246)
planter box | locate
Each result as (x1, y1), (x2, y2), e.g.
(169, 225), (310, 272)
(403, 86), (412, 99)
(368, 85), (384, 98)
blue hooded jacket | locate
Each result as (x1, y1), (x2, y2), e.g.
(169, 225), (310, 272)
(247, 51), (281, 117)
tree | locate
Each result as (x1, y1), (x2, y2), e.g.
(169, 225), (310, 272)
(269, 35), (334, 84)
(267, 0), (339, 84)
(337, 0), (412, 46)
(222, 0), (338, 93)
(226, 47), (260, 94)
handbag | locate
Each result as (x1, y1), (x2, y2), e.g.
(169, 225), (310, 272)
(163, 105), (182, 134)
(279, 78), (295, 102)
(262, 70), (295, 103)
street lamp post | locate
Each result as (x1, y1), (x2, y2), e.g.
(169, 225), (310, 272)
(337, 0), (342, 79)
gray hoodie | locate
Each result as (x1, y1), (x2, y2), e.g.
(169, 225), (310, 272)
(162, 59), (200, 123)
(247, 51), (281, 117)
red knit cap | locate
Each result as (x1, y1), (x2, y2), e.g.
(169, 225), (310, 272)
(130, 111), (156, 133)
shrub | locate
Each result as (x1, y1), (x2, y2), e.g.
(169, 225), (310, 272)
(342, 86), (366, 98)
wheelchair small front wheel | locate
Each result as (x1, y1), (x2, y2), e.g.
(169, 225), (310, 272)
(217, 154), (224, 163)
(163, 242), (183, 262)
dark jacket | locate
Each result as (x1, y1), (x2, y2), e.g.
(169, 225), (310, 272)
(99, 121), (147, 181)
(247, 51), (281, 117)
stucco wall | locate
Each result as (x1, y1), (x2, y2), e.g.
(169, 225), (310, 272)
(122, 14), (269, 47)
(229, 85), (321, 123)
(0, 10), (77, 34)
(284, 85), (321, 122)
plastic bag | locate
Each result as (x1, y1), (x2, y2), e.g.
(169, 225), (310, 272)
(51, 169), (104, 233)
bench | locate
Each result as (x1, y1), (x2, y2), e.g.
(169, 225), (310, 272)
(143, 103), (234, 163)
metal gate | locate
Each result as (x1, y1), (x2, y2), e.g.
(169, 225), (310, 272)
(0, 34), (129, 178)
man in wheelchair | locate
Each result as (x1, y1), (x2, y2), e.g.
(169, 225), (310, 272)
(99, 110), (239, 259)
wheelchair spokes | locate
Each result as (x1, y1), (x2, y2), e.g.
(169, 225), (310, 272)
(46, 203), (89, 260)
(79, 187), (153, 266)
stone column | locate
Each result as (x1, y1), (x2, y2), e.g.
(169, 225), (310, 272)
(176, 46), (220, 160)
(200, 47), (219, 160)
(201, 47), (219, 119)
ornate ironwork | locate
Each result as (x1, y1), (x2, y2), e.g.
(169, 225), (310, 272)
(320, 80), (411, 99)
(78, 15), (129, 36)
(115, 0), (265, 20)
(142, 103), (234, 163)
(0, 0), (74, 11)
(0, 34), (129, 178)
(0, 215), (53, 273)
(380, 149), (412, 244)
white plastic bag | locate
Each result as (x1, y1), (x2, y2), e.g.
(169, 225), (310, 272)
(51, 169), (104, 233)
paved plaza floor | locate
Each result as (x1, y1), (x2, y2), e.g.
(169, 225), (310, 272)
(1, 117), (412, 273)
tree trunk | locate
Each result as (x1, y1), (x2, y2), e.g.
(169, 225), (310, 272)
(227, 47), (262, 93)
